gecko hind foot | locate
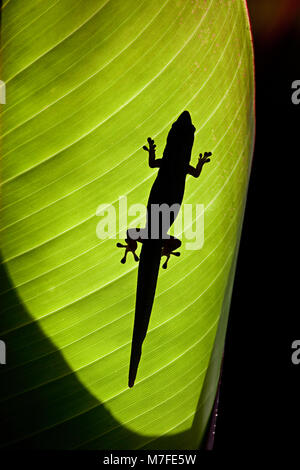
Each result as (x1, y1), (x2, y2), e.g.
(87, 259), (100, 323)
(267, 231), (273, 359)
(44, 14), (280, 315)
(162, 251), (180, 269)
(117, 239), (139, 264)
(161, 237), (181, 269)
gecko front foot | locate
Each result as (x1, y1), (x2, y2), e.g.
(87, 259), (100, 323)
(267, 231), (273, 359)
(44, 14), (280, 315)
(161, 237), (181, 269)
(117, 238), (139, 264)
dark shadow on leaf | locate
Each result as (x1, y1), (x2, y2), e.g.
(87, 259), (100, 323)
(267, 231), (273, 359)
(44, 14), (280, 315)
(0, 252), (220, 450)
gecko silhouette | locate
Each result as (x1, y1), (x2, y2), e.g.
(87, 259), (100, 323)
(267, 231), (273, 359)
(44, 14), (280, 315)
(117, 111), (212, 387)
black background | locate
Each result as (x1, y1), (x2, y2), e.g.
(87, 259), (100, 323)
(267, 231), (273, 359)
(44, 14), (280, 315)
(214, 0), (300, 452)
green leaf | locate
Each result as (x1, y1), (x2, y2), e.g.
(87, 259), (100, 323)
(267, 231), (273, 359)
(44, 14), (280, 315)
(0, 0), (254, 449)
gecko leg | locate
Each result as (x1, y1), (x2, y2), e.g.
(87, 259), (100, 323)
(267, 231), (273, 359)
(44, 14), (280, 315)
(117, 229), (143, 263)
(117, 239), (139, 263)
(161, 237), (181, 269)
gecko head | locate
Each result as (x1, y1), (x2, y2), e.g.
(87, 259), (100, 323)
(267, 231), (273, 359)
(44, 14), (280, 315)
(176, 110), (195, 131)
(164, 111), (195, 164)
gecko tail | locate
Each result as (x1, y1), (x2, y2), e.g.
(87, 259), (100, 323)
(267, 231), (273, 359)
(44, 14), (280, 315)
(128, 240), (162, 388)
(128, 344), (142, 388)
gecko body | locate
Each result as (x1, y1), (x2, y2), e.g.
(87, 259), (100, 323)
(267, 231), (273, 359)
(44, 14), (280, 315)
(117, 111), (211, 387)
